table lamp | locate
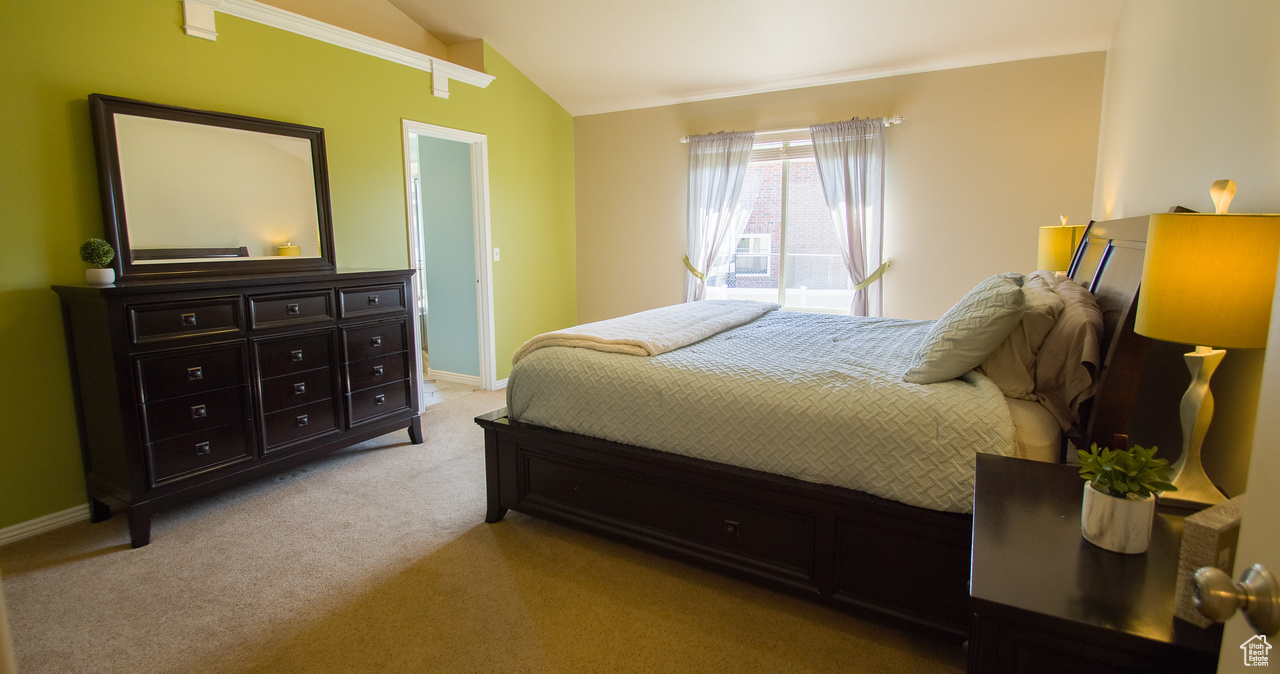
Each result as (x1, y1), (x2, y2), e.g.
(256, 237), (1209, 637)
(1133, 185), (1280, 509)
(1038, 216), (1087, 274)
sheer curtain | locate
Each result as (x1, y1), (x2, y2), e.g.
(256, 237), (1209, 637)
(810, 119), (887, 316)
(684, 131), (756, 302)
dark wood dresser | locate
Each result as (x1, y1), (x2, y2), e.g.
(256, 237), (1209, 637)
(53, 269), (422, 547)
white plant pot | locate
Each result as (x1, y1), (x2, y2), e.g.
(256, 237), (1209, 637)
(1081, 482), (1155, 554)
(85, 268), (115, 285)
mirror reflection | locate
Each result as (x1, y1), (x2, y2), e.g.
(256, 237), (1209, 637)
(113, 114), (323, 265)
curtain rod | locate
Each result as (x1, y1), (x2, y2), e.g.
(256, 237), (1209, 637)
(678, 116), (904, 143)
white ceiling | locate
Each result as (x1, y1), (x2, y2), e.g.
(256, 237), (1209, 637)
(387, 0), (1123, 117)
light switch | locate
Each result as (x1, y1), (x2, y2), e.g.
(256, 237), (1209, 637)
(493, 247), (500, 262)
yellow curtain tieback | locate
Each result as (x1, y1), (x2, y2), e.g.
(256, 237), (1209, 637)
(854, 259), (891, 291)
(682, 255), (707, 282)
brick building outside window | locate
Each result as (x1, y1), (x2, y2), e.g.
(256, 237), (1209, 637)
(705, 137), (857, 313)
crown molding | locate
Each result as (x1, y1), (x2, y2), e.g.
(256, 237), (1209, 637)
(179, 0), (494, 98)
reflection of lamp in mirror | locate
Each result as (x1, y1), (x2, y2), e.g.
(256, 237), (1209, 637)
(1134, 189), (1280, 510)
(1038, 215), (1087, 276)
(278, 241), (301, 256)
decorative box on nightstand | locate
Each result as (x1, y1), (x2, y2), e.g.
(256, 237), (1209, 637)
(967, 454), (1222, 674)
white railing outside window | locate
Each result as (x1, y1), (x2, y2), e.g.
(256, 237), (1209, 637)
(705, 147), (860, 314)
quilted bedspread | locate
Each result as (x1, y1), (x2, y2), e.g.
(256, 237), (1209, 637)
(506, 310), (1016, 513)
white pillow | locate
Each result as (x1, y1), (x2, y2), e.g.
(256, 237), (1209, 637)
(903, 273), (1026, 384)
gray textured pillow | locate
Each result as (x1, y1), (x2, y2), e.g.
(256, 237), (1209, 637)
(903, 273), (1026, 384)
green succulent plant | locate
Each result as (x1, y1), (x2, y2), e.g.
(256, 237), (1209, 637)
(1078, 443), (1177, 500)
(80, 238), (115, 268)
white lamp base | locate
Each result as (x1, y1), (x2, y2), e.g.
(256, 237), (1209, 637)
(1157, 346), (1228, 510)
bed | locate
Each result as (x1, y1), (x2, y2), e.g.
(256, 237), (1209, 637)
(475, 216), (1152, 640)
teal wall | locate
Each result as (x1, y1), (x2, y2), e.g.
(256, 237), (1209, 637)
(0, 0), (576, 530)
(418, 134), (480, 377)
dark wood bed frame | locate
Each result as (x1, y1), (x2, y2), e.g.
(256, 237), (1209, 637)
(475, 215), (1154, 641)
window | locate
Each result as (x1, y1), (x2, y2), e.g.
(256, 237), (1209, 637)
(704, 133), (856, 313)
(733, 234), (770, 275)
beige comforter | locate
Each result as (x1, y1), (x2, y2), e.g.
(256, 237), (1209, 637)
(511, 299), (778, 365)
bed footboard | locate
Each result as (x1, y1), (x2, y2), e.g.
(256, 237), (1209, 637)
(475, 408), (973, 641)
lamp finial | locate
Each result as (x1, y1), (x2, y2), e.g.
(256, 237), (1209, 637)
(1210, 179), (1237, 214)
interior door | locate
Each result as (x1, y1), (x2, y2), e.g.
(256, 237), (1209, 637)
(401, 119), (498, 393)
(1217, 267), (1280, 672)
(416, 134), (481, 384)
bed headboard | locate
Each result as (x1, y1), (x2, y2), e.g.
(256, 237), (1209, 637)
(1066, 215), (1153, 453)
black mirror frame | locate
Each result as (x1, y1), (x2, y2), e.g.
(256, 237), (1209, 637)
(88, 94), (338, 280)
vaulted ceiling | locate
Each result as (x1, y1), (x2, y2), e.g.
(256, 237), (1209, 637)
(386, 0), (1123, 116)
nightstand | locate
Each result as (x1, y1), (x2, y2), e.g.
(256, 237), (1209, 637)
(968, 454), (1222, 673)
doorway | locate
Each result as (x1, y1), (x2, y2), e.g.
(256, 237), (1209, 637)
(401, 120), (497, 409)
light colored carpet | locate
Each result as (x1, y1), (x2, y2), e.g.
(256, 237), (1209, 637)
(0, 389), (964, 673)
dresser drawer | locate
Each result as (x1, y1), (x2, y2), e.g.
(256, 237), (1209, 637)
(263, 398), (339, 449)
(347, 379), (411, 424)
(254, 331), (335, 379)
(128, 298), (243, 345)
(135, 344), (247, 403)
(141, 385), (249, 443)
(248, 291), (335, 330)
(259, 366), (336, 413)
(342, 320), (408, 362)
(338, 284), (406, 319)
(345, 351), (410, 394)
(148, 421), (254, 487)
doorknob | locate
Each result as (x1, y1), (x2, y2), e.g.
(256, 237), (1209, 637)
(1194, 564), (1280, 636)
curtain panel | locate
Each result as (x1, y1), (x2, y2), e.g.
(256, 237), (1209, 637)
(684, 131), (756, 302)
(810, 119), (887, 316)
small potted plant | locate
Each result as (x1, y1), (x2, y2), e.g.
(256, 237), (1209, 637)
(1078, 443), (1177, 554)
(80, 238), (116, 285)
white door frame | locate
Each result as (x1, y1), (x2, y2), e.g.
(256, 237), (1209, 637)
(401, 119), (498, 399)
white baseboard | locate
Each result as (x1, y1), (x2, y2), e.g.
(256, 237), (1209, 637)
(494, 378), (508, 390)
(427, 369), (482, 387)
(0, 504), (90, 547)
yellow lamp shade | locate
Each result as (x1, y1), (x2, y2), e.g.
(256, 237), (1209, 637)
(1135, 213), (1280, 349)
(1037, 224), (1087, 272)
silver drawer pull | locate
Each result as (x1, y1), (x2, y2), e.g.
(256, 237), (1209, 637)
(191, 404), (207, 420)
(181, 313), (197, 327)
(372, 365), (384, 376)
(290, 349), (304, 362)
(293, 382), (306, 394)
(286, 303), (301, 315)
(296, 414), (309, 427)
(374, 394), (386, 406)
(370, 336), (383, 347)
(367, 295), (379, 306)
(195, 441), (211, 456)
(187, 366), (203, 381)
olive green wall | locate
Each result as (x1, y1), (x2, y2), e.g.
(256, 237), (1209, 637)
(0, 0), (576, 529)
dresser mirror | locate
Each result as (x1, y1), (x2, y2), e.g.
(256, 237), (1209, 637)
(89, 94), (337, 280)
